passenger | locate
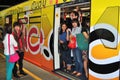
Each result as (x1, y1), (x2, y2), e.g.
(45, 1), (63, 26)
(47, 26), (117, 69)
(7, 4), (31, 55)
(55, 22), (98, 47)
(81, 18), (90, 78)
(12, 22), (27, 78)
(65, 11), (80, 30)
(3, 24), (18, 80)
(73, 6), (82, 23)
(70, 11), (79, 20)
(59, 22), (72, 71)
(70, 19), (83, 77)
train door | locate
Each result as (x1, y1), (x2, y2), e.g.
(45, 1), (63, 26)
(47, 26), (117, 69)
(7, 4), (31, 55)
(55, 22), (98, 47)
(54, 1), (90, 80)
(0, 17), (3, 52)
(0, 26), (3, 52)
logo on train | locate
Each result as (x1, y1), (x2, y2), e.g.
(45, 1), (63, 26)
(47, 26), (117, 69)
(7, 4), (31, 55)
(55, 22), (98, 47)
(20, 18), (53, 61)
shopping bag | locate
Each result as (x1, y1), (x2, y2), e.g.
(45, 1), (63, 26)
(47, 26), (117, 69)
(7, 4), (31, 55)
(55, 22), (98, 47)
(76, 33), (88, 50)
(68, 36), (76, 49)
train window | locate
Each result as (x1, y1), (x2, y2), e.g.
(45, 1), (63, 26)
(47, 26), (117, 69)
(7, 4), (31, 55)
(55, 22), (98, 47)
(29, 16), (41, 23)
(19, 18), (28, 24)
(5, 15), (12, 24)
(94, 6), (119, 49)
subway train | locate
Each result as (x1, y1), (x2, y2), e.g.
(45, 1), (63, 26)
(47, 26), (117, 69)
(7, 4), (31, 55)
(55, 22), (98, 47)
(0, 0), (119, 80)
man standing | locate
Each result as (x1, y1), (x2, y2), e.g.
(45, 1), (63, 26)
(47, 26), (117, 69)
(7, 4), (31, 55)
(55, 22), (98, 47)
(12, 22), (27, 78)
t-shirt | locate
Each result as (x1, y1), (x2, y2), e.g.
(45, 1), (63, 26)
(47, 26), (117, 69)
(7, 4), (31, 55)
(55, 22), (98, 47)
(59, 32), (67, 42)
(71, 27), (82, 36)
(3, 34), (18, 55)
(71, 27), (82, 47)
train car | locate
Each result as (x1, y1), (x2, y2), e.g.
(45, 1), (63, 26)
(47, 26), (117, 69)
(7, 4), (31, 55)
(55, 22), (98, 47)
(0, 0), (120, 80)
(89, 0), (120, 80)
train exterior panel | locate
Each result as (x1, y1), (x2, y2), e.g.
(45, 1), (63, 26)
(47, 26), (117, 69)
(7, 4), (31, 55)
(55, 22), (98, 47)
(0, 0), (71, 71)
(90, 0), (120, 80)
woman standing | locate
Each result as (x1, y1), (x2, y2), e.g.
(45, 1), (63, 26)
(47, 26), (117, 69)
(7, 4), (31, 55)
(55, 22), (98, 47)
(59, 23), (72, 71)
(70, 19), (83, 77)
(3, 24), (18, 80)
(12, 22), (27, 78)
(82, 19), (89, 78)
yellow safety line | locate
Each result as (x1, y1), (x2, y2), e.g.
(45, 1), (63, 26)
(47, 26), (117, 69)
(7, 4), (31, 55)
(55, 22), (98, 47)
(22, 68), (42, 80)
(0, 53), (5, 58)
(0, 53), (42, 80)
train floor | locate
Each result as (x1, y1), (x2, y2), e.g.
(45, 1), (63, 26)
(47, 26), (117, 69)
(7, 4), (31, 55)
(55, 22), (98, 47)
(0, 53), (64, 80)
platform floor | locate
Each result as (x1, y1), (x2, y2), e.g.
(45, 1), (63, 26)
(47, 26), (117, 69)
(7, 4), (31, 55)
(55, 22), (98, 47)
(0, 53), (65, 80)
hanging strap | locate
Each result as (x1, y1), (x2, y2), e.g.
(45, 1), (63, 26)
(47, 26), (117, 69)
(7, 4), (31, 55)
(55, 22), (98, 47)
(8, 34), (11, 55)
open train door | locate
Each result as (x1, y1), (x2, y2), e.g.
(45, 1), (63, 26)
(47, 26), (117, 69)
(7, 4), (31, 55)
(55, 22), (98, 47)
(89, 0), (120, 80)
(0, 27), (3, 52)
(54, 6), (61, 70)
(54, 1), (90, 80)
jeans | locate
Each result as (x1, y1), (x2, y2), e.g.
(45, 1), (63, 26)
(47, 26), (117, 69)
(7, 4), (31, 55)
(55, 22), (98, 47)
(72, 47), (83, 73)
(6, 55), (15, 80)
(60, 49), (72, 66)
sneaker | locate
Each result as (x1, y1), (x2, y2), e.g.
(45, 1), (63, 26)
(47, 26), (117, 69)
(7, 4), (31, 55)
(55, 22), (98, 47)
(20, 71), (27, 75)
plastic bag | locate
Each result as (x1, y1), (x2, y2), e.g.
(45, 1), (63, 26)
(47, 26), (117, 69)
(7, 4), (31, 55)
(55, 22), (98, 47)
(68, 36), (76, 49)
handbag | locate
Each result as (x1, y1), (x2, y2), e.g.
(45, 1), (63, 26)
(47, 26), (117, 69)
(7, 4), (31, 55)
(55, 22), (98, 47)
(8, 34), (19, 63)
(68, 36), (76, 49)
(76, 33), (88, 50)
(60, 42), (69, 51)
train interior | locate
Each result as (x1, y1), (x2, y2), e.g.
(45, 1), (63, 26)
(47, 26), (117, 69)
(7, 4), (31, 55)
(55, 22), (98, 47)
(54, 1), (90, 80)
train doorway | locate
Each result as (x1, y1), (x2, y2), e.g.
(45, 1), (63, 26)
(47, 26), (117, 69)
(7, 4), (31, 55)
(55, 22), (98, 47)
(54, 1), (90, 80)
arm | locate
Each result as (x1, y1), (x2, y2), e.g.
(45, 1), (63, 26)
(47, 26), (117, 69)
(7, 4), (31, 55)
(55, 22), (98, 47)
(59, 40), (64, 44)
(21, 32), (26, 51)
(66, 28), (71, 41)
(82, 27), (89, 39)
(82, 32), (89, 39)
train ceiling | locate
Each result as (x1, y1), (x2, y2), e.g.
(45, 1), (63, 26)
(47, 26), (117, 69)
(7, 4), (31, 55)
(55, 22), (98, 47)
(0, 0), (28, 11)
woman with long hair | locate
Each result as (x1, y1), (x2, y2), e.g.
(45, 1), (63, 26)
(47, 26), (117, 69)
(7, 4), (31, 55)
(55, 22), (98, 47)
(3, 24), (18, 80)
(59, 22), (72, 71)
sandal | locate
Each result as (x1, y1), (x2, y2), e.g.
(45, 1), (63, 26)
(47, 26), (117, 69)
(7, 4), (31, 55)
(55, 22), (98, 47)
(76, 73), (82, 77)
(72, 71), (77, 75)
(67, 66), (71, 71)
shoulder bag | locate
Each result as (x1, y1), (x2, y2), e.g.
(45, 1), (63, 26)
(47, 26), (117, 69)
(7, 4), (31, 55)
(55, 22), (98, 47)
(8, 34), (19, 63)
(76, 33), (88, 50)
(68, 36), (76, 49)
(60, 42), (69, 51)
